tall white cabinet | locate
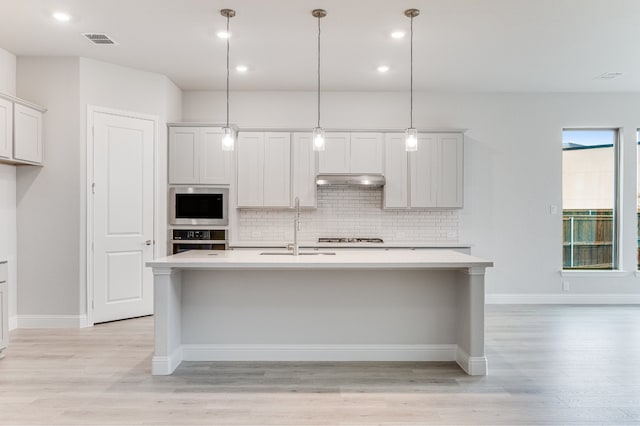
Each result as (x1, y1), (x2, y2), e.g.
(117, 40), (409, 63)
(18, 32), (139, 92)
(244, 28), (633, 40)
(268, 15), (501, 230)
(0, 262), (7, 358)
(236, 132), (291, 207)
(384, 132), (464, 209)
(0, 93), (45, 166)
(168, 126), (233, 185)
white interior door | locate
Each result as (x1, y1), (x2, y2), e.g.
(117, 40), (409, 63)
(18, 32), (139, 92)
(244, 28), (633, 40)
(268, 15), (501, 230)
(92, 111), (154, 324)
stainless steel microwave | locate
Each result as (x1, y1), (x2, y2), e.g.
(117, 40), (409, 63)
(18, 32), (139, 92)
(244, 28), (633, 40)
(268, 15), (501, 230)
(169, 187), (229, 226)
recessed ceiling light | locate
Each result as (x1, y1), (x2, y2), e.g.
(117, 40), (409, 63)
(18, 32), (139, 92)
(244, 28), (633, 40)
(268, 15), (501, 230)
(217, 31), (230, 39)
(53, 12), (71, 22)
(377, 65), (390, 73)
(391, 31), (405, 39)
(236, 65), (248, 72)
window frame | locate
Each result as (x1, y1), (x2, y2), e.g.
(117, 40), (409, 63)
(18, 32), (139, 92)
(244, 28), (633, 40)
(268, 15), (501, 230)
(562, 127), (621, 271)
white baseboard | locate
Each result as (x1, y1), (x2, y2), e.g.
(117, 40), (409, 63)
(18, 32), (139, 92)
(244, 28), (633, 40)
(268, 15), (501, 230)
(486, 293), (640, 305)
(152, 346), (183, 375)
(181, 344), (458, 362)
(16, 314), (89, 329)
(8, 315), (17, 331)
(455, 347), (488, 376)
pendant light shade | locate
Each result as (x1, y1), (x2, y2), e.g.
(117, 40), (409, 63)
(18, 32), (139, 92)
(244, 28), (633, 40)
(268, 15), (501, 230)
(405, 8), (420, 152)
(220, 8), (235, 151)
(312, 9), (327, 151)
(405, 127), (418, 152)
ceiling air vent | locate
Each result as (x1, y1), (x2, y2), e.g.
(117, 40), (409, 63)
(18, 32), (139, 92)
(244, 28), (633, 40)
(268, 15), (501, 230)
(82, 33), (117, 45)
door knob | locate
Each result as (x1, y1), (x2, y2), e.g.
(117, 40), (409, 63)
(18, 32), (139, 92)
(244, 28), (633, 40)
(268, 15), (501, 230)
(145, 240), (152, 246)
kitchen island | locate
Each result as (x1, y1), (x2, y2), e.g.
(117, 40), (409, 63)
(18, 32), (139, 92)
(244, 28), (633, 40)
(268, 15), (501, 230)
(146, 249), (493, 376)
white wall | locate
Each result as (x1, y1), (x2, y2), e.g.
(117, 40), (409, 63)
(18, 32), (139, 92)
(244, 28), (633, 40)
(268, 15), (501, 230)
(0, 47), (17, 327)
(15, 57), (182, 324)
(16, 57), (81, 317)
(183, 91), (640, 299)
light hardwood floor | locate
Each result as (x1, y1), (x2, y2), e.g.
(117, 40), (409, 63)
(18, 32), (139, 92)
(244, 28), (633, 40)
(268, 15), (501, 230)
(1, 305), (640, 425)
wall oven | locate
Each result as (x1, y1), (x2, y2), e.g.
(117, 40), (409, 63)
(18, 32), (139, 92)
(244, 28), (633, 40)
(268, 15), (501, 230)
(170, 229), (227, 254)
(169, 187), (228, 226)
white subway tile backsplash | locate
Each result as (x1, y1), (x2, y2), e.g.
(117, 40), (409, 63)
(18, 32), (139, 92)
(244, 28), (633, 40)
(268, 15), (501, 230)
(236, 187), (460, 243)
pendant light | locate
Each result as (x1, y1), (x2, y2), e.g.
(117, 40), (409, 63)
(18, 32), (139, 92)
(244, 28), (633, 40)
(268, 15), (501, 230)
(404, 8), (420, 152)
(220, 8), (236, 151)
(312, 9), (327, 151)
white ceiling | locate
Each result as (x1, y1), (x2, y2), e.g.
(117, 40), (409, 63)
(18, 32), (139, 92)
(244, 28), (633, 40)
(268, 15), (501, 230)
(1, 0), (639, 92)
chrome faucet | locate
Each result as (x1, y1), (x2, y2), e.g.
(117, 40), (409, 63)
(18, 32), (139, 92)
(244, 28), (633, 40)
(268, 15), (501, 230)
(292, 197), (300, 256)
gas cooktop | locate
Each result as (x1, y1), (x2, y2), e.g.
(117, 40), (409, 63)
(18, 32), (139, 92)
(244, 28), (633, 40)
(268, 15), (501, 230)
(318, 237), (384, 243)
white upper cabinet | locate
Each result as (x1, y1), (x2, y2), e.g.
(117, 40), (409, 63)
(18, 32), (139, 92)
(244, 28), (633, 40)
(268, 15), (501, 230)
(318, 132), (349, 173)
(169, 127), (199, 184)
(410, 132), (464, 209)
(236, 132), (291, 208)
(318, 132), (383, 174)
(0, 94), (45, 166)
(350, 133), (383, 174)
(0, 98), (12, 159)
(169, 126), (233, 185)
(13, 103), (43, 164)
(292, 133), (316, 208)
(263, 133), (291, 207)
(383, 133), (408, 208)
(200, 128), (233, 184)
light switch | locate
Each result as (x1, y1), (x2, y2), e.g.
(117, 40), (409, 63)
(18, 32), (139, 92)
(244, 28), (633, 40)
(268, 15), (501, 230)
(550, 204), (558, 215)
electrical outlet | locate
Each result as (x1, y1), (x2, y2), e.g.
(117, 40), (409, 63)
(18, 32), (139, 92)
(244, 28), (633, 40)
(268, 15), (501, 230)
(562, 281), (570, 292)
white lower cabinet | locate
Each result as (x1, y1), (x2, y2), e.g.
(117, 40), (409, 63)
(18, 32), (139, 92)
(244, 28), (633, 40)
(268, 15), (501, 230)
(0, 262), (8, 357)
(237, 132), (291, 208)
(385, 132), (464, 209)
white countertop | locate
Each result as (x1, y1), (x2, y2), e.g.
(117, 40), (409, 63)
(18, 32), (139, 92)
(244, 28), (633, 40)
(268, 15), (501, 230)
(229, 241), (472, 249)
(146, 249), (492, 270)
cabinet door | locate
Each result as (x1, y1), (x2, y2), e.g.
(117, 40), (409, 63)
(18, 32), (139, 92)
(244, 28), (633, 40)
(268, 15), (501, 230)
(383, 134), (408, 208)
(318, 132), (350, 173)
(350, 132), (383, 174)
(263, 133), (291, 207)
(169, 127), (199, 184)
(292, 133), (316, 208)
(236, 132), (264, 207)
(13, 103), (43, 164)
(200, 128), (233, 184)
(437, 133), (464, 208)
(409, 134), (438, 208)
(0, 98), (12, 159)
(0, 262), (7, 352)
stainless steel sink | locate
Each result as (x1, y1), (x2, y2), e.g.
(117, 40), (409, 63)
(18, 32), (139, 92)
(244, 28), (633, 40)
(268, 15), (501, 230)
(260, 252), (336, 256)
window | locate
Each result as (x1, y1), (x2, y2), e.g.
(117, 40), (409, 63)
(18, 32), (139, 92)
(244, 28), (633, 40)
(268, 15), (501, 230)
(562, 129), (618, 270)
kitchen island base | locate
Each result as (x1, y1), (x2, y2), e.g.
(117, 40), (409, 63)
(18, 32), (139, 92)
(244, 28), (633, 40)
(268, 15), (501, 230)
(148, 250), (492, 376)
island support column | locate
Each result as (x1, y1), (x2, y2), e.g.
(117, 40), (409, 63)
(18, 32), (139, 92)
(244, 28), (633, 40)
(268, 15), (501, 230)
(152, 267), (183, 375)
(455, 266), (488, 375)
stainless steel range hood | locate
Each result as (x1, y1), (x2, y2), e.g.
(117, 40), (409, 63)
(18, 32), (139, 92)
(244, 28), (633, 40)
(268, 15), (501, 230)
(316, 174), (385, 187)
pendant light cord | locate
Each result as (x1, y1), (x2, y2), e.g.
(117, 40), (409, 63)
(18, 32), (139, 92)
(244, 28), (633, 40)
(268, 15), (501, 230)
(317, 15), (321, 129)
(226, 14), (230, 128)
(410, 14), (414, 129)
